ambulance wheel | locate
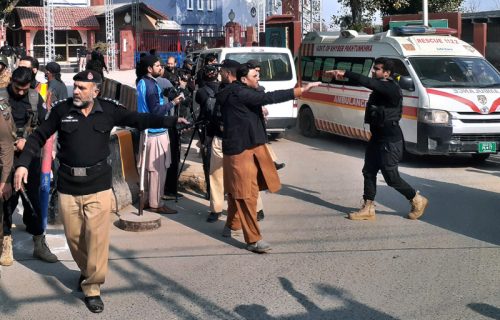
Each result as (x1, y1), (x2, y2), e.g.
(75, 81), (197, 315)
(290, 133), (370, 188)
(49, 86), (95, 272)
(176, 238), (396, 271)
(471, 153), (490, 162)
(299, 107), (319, 137)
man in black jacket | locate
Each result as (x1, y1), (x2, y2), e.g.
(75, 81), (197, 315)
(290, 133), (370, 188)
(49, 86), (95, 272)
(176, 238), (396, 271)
(14, 70), (188, 313)
(217, 62), (319, 253)
(327, 57), (428, 221)
(1, 67), (57, 267)
(196, 62), (222, 222)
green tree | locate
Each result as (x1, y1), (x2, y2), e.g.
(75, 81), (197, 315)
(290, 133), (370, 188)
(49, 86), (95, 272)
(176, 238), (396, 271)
(0, 0), (38, 21)
(333, 0), (464, 29)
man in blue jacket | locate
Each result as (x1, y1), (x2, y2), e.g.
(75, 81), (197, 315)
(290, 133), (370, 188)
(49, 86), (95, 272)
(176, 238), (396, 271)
(136, 55), (183, 214)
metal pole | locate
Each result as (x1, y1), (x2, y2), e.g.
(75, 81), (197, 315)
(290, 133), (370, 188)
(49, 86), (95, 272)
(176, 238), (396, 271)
(423, 0), (429, 27)
(138, 129), (148, 216)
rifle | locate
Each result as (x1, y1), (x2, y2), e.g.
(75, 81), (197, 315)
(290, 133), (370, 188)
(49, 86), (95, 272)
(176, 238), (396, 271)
(138, 129), (148, 216)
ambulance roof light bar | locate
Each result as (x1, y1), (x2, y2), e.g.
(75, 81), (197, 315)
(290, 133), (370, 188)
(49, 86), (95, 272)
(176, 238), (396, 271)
(340, 30), (358, 38)
(393, 25), (457, 36)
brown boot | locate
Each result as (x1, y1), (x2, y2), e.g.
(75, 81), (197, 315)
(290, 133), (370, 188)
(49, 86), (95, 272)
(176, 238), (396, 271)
(33, 235), (58, 263)
(0, 235), (14, 266)
(408, 192), (428, 220)
(348, 200), (376, 221)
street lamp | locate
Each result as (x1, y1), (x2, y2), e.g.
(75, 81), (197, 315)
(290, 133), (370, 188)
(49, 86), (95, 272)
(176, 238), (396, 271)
(228, 9), (235, 22)
(124, 12), (131, 24)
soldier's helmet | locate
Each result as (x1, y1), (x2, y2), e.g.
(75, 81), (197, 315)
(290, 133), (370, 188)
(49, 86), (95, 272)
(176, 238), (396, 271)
(0, 55), (7, 67)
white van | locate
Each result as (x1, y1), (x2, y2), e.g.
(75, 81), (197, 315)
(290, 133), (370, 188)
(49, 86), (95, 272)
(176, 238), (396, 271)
(195, 47), (297, 137)
(297, 27), (500, 160)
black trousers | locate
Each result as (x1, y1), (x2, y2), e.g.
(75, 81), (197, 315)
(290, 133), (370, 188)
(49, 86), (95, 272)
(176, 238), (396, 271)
(3, 156), (43, 236)
(362, 139), (416, 201)
(164, 128), (180, 195)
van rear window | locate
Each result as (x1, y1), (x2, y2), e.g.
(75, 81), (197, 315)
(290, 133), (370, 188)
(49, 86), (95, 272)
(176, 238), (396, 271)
(225, 53), (293, 81)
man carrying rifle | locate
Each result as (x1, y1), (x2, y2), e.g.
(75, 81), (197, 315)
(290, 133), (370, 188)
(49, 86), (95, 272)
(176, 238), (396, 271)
(1, 67), (57, 267)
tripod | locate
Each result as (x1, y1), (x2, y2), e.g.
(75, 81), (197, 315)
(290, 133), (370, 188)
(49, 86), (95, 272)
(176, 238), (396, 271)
(177, 118), (211, 201)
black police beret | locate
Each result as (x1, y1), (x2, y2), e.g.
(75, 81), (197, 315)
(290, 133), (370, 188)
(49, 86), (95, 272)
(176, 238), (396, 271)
(73, 70), (102, 83)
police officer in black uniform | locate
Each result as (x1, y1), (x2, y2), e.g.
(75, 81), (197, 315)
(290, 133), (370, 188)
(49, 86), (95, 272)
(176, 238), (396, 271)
(327, 58), (428, 221)
(13, 70), (188, 313)
(1, 67), (57, 267)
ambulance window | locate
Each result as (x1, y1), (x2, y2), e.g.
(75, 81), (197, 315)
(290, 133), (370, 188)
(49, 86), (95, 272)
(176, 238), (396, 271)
(337, 61), (352, 72)
(311, 58), (323, 81)
(351, 63), (363, 74)
(322, 58), (335, 82)
(388, 59), (410, 77)
(362, 59), (373, 76)
(302, 61), (314, 80)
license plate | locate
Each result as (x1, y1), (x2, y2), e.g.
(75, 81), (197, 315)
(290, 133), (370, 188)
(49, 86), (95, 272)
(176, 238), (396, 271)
(478, 142), (497, 153)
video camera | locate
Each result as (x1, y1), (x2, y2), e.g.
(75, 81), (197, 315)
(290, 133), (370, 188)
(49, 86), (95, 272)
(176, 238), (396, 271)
(202, 64), (220, 80)
(165, 86), (182, 101)
(175, 119), (207, 131)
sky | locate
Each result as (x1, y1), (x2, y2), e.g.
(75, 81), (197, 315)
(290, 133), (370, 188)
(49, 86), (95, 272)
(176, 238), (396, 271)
(321, 0), (500, 29)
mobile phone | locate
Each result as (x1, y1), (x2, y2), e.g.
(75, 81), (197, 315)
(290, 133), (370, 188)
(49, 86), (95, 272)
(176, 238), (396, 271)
(179, 92), (185, 99)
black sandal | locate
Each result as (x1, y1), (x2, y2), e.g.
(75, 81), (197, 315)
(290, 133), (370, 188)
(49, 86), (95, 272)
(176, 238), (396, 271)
(84, 295), (104, 313)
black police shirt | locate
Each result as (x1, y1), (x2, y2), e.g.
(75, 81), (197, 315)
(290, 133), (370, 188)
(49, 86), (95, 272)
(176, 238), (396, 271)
(18, 97), (177, 195)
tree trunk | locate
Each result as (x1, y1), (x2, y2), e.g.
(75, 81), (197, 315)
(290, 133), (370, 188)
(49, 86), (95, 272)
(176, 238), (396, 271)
(349, 0), (363, 26)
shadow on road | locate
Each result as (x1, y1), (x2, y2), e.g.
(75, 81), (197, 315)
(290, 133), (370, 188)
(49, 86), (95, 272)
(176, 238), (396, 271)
(284, 128), (500, 245)
(468, 303), (500, 320)
(235, 277), (399, 320)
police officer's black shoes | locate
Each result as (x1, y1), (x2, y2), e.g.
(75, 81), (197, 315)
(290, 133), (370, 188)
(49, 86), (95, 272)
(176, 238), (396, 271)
(206, 212), (221, 223)
(84, 295), (104, 313)
(257, 210), (265, 221)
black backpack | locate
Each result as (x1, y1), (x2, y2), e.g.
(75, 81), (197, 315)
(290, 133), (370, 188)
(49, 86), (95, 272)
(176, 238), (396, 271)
(200, 84), (222, 126)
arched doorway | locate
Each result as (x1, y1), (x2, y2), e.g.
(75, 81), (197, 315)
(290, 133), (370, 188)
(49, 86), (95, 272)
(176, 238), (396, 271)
(33, 30), (83, 62)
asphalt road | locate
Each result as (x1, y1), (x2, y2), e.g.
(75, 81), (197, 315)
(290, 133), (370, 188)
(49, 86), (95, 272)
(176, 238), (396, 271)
(1, 128), (500, 319)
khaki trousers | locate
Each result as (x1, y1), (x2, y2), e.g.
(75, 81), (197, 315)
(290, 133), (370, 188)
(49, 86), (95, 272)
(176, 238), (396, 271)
(210, 136), (263, 214)
(225, 148), (262, 244)
(58, 189), (113, 297)
(265, 144), (278, 162)
(209, 136), (224, 213)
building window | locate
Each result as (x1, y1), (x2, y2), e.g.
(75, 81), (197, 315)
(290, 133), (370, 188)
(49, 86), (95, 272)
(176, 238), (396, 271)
(197, 0), (203, 11)
(198, 28), (204, 43)
(187, 28), (194, 37)
(207, 29), (213, 37)
(207, 0), (213, 11)
(187, 0), (193, 10)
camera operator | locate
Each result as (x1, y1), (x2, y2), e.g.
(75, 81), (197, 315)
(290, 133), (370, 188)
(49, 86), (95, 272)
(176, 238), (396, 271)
(196, 54), (218, 88)
(195, 64), (220, 213)
(162, 70), (194, 201)
(136, 55), (183, 214)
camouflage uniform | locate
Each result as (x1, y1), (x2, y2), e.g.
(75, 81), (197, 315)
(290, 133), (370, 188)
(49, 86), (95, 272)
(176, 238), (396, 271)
(0, 55), (11, 89)
(0, 89), (16, 276)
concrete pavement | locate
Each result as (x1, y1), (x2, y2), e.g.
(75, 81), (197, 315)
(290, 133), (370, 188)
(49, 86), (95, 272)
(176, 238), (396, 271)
(1, 128), (500, 319)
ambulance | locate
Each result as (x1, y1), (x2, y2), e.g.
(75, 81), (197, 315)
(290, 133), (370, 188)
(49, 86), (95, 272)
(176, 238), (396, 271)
(297, 27), (500, 160)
